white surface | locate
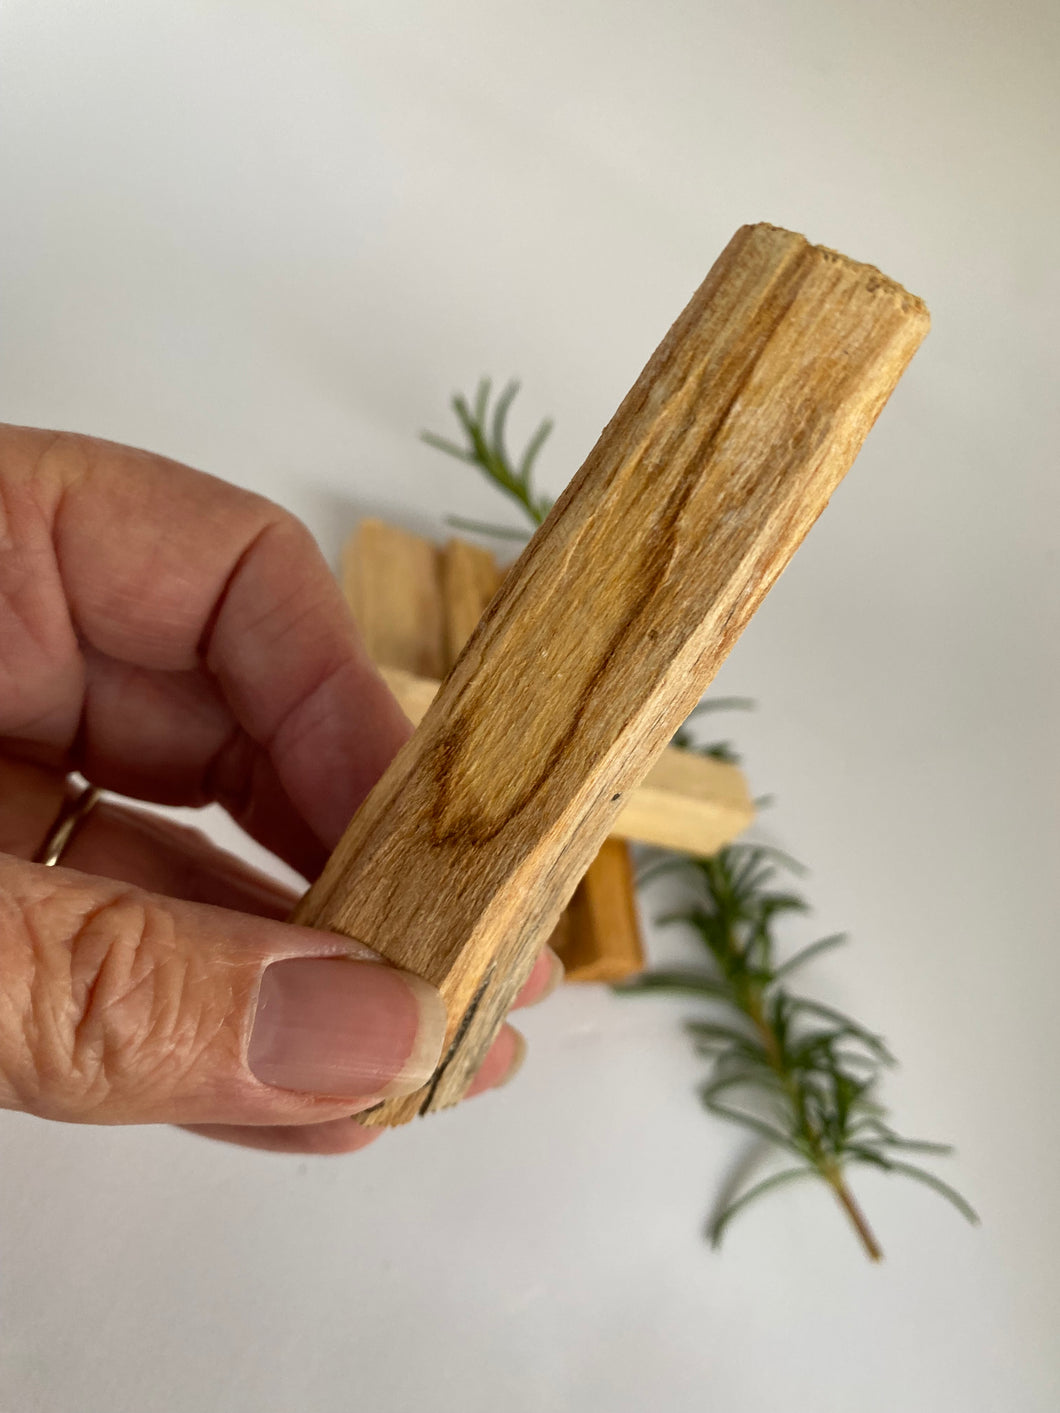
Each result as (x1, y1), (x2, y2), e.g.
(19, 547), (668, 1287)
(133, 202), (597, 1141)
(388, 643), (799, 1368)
(1, 3), (1058, 1411)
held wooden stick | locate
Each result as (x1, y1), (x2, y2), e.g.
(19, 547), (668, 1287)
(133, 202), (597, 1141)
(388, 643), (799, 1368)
(342, 525), (696, 974)
(440, 536), (648, 982)
(294, 223), (929, 1125)
(438, 538), (647, 983)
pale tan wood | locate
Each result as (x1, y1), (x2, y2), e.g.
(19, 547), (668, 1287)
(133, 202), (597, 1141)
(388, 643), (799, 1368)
(343, 519), (446, 678)
(621, 746), (755, 856)
(295, 223), (929, 1125)
(375, 666), (440, 725)
(440, 537), (649, 985)
(554, 837), (645, 983)
(346, 531), (650, 987)
(377, 664), (755, 856)
(442, 538), (503, 661)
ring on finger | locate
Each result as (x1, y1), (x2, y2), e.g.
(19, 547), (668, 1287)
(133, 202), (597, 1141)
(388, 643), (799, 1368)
(33, 781), (103, 867)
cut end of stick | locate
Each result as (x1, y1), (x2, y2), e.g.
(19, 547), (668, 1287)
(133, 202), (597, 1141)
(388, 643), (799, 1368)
(745, 222), (930, 326)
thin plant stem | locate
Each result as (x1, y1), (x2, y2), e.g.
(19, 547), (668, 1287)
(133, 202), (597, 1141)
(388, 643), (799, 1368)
(745, 987), (883, 1261)
(827, 1170), (884, 1262)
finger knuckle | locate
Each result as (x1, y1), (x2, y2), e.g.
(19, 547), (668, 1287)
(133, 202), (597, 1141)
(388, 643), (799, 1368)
(9, 883), (220, 1121)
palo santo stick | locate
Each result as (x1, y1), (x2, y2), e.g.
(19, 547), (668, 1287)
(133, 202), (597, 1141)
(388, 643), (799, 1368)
(441, 538), (649, 981)
(345, 527), (655, 981)
(343, 519), (446, 678)
(557, 837), (645, 983)
(442, 538), (504, 662)
(377, 664), (754, 857)
(613, 739), (754, 856)
(343, 532), (753, 856)
(295, 223), (929, 1125)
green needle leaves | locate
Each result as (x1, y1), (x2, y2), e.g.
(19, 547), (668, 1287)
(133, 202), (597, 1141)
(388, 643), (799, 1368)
(620, 838), (978, 1258)
(423, 378), (553, 535)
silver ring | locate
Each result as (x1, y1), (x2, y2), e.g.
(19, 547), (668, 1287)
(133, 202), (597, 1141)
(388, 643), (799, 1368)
(33, 783), (103, 867)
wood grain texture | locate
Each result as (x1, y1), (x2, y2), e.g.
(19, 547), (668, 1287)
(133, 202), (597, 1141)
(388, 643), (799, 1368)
(296, 223), (929, 1125)
(376, 664), (755, 856)
(440, 535), (648, 986)
(344, 526), (668, 984)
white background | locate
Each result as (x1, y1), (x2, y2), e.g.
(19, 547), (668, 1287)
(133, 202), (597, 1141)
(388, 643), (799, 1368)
(1, 3), (1058, 1410)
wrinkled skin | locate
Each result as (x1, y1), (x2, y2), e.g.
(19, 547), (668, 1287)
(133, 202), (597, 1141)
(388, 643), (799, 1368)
(0, 426), (556, 1154)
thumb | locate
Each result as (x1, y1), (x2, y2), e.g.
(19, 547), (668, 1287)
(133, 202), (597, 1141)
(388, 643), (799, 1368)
(0, 855), (446, 1126)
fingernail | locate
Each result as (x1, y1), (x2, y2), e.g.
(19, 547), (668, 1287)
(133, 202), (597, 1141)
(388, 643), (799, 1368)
(247, 959), (446, 1098)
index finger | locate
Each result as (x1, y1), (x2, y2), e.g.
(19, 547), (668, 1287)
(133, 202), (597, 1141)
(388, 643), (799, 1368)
(0, 425), (411, 861)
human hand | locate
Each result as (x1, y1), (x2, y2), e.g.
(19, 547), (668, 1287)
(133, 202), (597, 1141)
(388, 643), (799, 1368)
(0, 426), (559, 1154)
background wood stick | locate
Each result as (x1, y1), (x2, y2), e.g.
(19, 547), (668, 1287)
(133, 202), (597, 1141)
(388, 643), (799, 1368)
(441, 538), (504, 662)
(558, 838), (645, 983)
(343, 519), (446, 679)
(297, 223), (929, 1126)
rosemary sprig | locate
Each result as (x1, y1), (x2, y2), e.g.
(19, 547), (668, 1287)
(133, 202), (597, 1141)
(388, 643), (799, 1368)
(423, 377), (553, 534)
(425, 378), (978, 1260)
(622, 840), (977, 1258)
